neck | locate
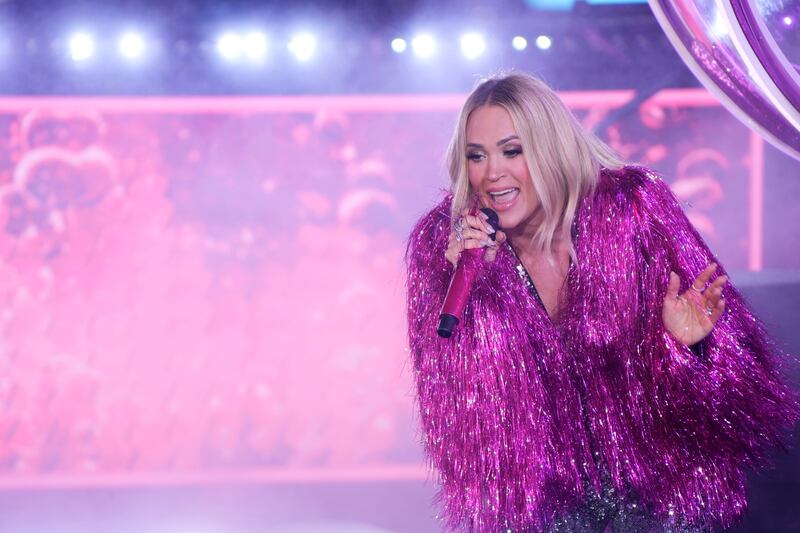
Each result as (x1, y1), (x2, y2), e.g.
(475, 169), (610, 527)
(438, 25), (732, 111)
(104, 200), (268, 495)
(507, 212), (569, 265)
(505, 206), (544, 252)
(506, 207), (552, 251)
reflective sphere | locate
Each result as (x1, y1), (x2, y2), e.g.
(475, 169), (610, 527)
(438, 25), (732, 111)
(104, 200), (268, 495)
(649, 0), (800, 161)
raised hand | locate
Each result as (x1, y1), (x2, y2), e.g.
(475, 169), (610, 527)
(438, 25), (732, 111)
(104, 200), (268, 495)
(662, 263), (727, 346)
(445, 208), (507, 268)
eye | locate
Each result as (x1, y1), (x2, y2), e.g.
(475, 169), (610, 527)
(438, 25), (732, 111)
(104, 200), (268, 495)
(503, 147), (522, 158)
(466, 152), (485, 162)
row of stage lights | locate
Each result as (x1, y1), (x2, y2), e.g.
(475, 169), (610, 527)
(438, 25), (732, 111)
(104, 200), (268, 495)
(65, 31), (554, 64)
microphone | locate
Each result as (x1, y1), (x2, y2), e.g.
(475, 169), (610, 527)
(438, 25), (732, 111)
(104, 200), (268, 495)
(437, 207), (500, 338)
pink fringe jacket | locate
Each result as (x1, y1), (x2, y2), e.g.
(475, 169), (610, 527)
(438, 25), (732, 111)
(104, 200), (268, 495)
(405, 167), (798, 531)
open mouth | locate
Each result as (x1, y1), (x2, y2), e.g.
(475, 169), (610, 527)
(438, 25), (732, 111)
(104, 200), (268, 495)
(487, 187), (520, 205)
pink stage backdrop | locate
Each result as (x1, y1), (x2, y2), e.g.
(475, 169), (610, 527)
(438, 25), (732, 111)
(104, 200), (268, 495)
(0, 90), (772, 487)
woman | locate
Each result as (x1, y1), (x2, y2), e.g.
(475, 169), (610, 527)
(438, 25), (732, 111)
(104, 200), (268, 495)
(405, 73), (797, 531)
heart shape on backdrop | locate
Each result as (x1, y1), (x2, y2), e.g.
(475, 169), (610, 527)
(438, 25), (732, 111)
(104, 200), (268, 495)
(13, 146), (117, 210)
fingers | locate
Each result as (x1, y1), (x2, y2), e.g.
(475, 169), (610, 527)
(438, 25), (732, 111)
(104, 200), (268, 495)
(484, 231), (506, 263)
(707, 274), (728, 292)
(691, 263), (718, 291)
(445, 236), (462, 267)
(445, 231), (494, 265)
(454, 209), (496, 249)
(665, 271), (680, 301)
(707, 297), (725, 324)
(689, 264), (727, 308)
(461, 208), (496, 236)
(702, 277), (727, 307)
(460, 226), (492, 243)
(461, 238), (494, 250)
(685, 264), (727, 324)
(446, 211), (501, 266)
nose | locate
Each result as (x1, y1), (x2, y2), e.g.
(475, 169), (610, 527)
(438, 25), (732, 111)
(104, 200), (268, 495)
(486, 154), (504, 182)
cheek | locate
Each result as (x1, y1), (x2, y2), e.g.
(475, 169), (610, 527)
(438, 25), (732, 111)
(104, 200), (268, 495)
(510, 157), (531, 177)
(467, 165), (482, 190)
(511, 159), (535, 198)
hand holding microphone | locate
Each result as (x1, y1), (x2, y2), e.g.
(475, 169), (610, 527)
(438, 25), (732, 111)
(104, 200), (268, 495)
(444, 208), (506, 267)
(438, 207), (504, 338)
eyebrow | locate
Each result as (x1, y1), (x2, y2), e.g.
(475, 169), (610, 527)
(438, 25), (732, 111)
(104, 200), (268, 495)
(466, 135), (520, 149)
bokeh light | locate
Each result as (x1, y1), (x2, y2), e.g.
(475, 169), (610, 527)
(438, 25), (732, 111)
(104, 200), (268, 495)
(391, 38), (407, 53)
(535, 35), (552, 50)
(460, 33), (486, 60)
(217, 33), (243, 60)
(288, 32), (316, 62)
(118, 32), (146, 60)
(69, 32), (95, 62)
(411, 34), (436, 58)
(243, 32), (267, 60)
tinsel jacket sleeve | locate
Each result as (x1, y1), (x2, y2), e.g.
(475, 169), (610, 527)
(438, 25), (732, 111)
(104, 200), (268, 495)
(405, 167), (798, 531)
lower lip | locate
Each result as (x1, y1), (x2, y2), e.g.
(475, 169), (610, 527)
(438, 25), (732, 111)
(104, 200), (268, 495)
(488, 189), (520, 212)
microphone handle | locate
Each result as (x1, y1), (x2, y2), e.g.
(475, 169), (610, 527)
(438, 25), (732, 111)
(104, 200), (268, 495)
(437, 247), (486, 338)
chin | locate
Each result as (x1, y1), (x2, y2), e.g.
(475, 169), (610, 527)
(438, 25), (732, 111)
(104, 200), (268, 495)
(497, 212), (524, 232)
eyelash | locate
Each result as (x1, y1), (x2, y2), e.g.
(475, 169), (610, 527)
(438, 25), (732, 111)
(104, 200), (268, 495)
(466, 148), (522, 161)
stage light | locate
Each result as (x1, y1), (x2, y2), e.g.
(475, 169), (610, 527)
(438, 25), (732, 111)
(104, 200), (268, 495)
(118, 32), (145, 59)
(217, 33), (242, 60)
(512, 36), (528, 51)
(411, 34), (435, 58)
(217, 33), (243, 60)
(391, 38), (407, 53)
(783, 16), (794, 27)
(535, 35), (552, 50)
(288, 32), (316, 62)
(243, 32), (267, 59)
(69, 33), (94, 61)
(460, 33), (486, 60)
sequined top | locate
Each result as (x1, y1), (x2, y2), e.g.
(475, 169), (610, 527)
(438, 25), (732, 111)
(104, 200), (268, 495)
(405, 166), (798, 531)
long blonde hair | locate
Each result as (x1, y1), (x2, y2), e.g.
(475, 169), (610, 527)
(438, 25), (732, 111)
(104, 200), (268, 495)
(447, 72), (625, 258)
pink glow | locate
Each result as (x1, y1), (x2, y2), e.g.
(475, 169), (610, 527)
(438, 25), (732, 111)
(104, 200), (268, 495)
(748, 132), (764, 271)
(0, 88), (718, 114)
(0, 89), (764, 490)
(0, 466), (430, 490)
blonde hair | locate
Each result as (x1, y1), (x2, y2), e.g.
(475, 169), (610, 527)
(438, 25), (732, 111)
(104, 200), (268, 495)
(447, 72), (625, 258)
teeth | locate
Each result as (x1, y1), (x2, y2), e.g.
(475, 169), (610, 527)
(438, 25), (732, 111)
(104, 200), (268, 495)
(488, 188), (517, 197)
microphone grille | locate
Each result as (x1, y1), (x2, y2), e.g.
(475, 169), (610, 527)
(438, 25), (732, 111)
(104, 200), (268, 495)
(479, 207), (500, 231)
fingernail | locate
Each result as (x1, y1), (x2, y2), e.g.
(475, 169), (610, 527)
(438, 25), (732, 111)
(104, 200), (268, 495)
(480, 211), (489, 220)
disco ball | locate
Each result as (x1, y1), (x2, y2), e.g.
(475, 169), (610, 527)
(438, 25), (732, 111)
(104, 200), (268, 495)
(649, 0), (800, 161)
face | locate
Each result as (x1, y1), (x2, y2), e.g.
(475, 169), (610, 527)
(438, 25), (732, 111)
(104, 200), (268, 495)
(465, 105), (539, 233)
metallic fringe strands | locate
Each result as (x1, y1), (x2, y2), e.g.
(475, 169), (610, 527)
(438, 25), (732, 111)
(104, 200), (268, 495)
(405, 167), (798, 531)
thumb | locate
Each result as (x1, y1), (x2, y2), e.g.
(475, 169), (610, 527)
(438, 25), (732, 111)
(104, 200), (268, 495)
(495, 230), (507, 244)
(665, 271), (680, 301)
